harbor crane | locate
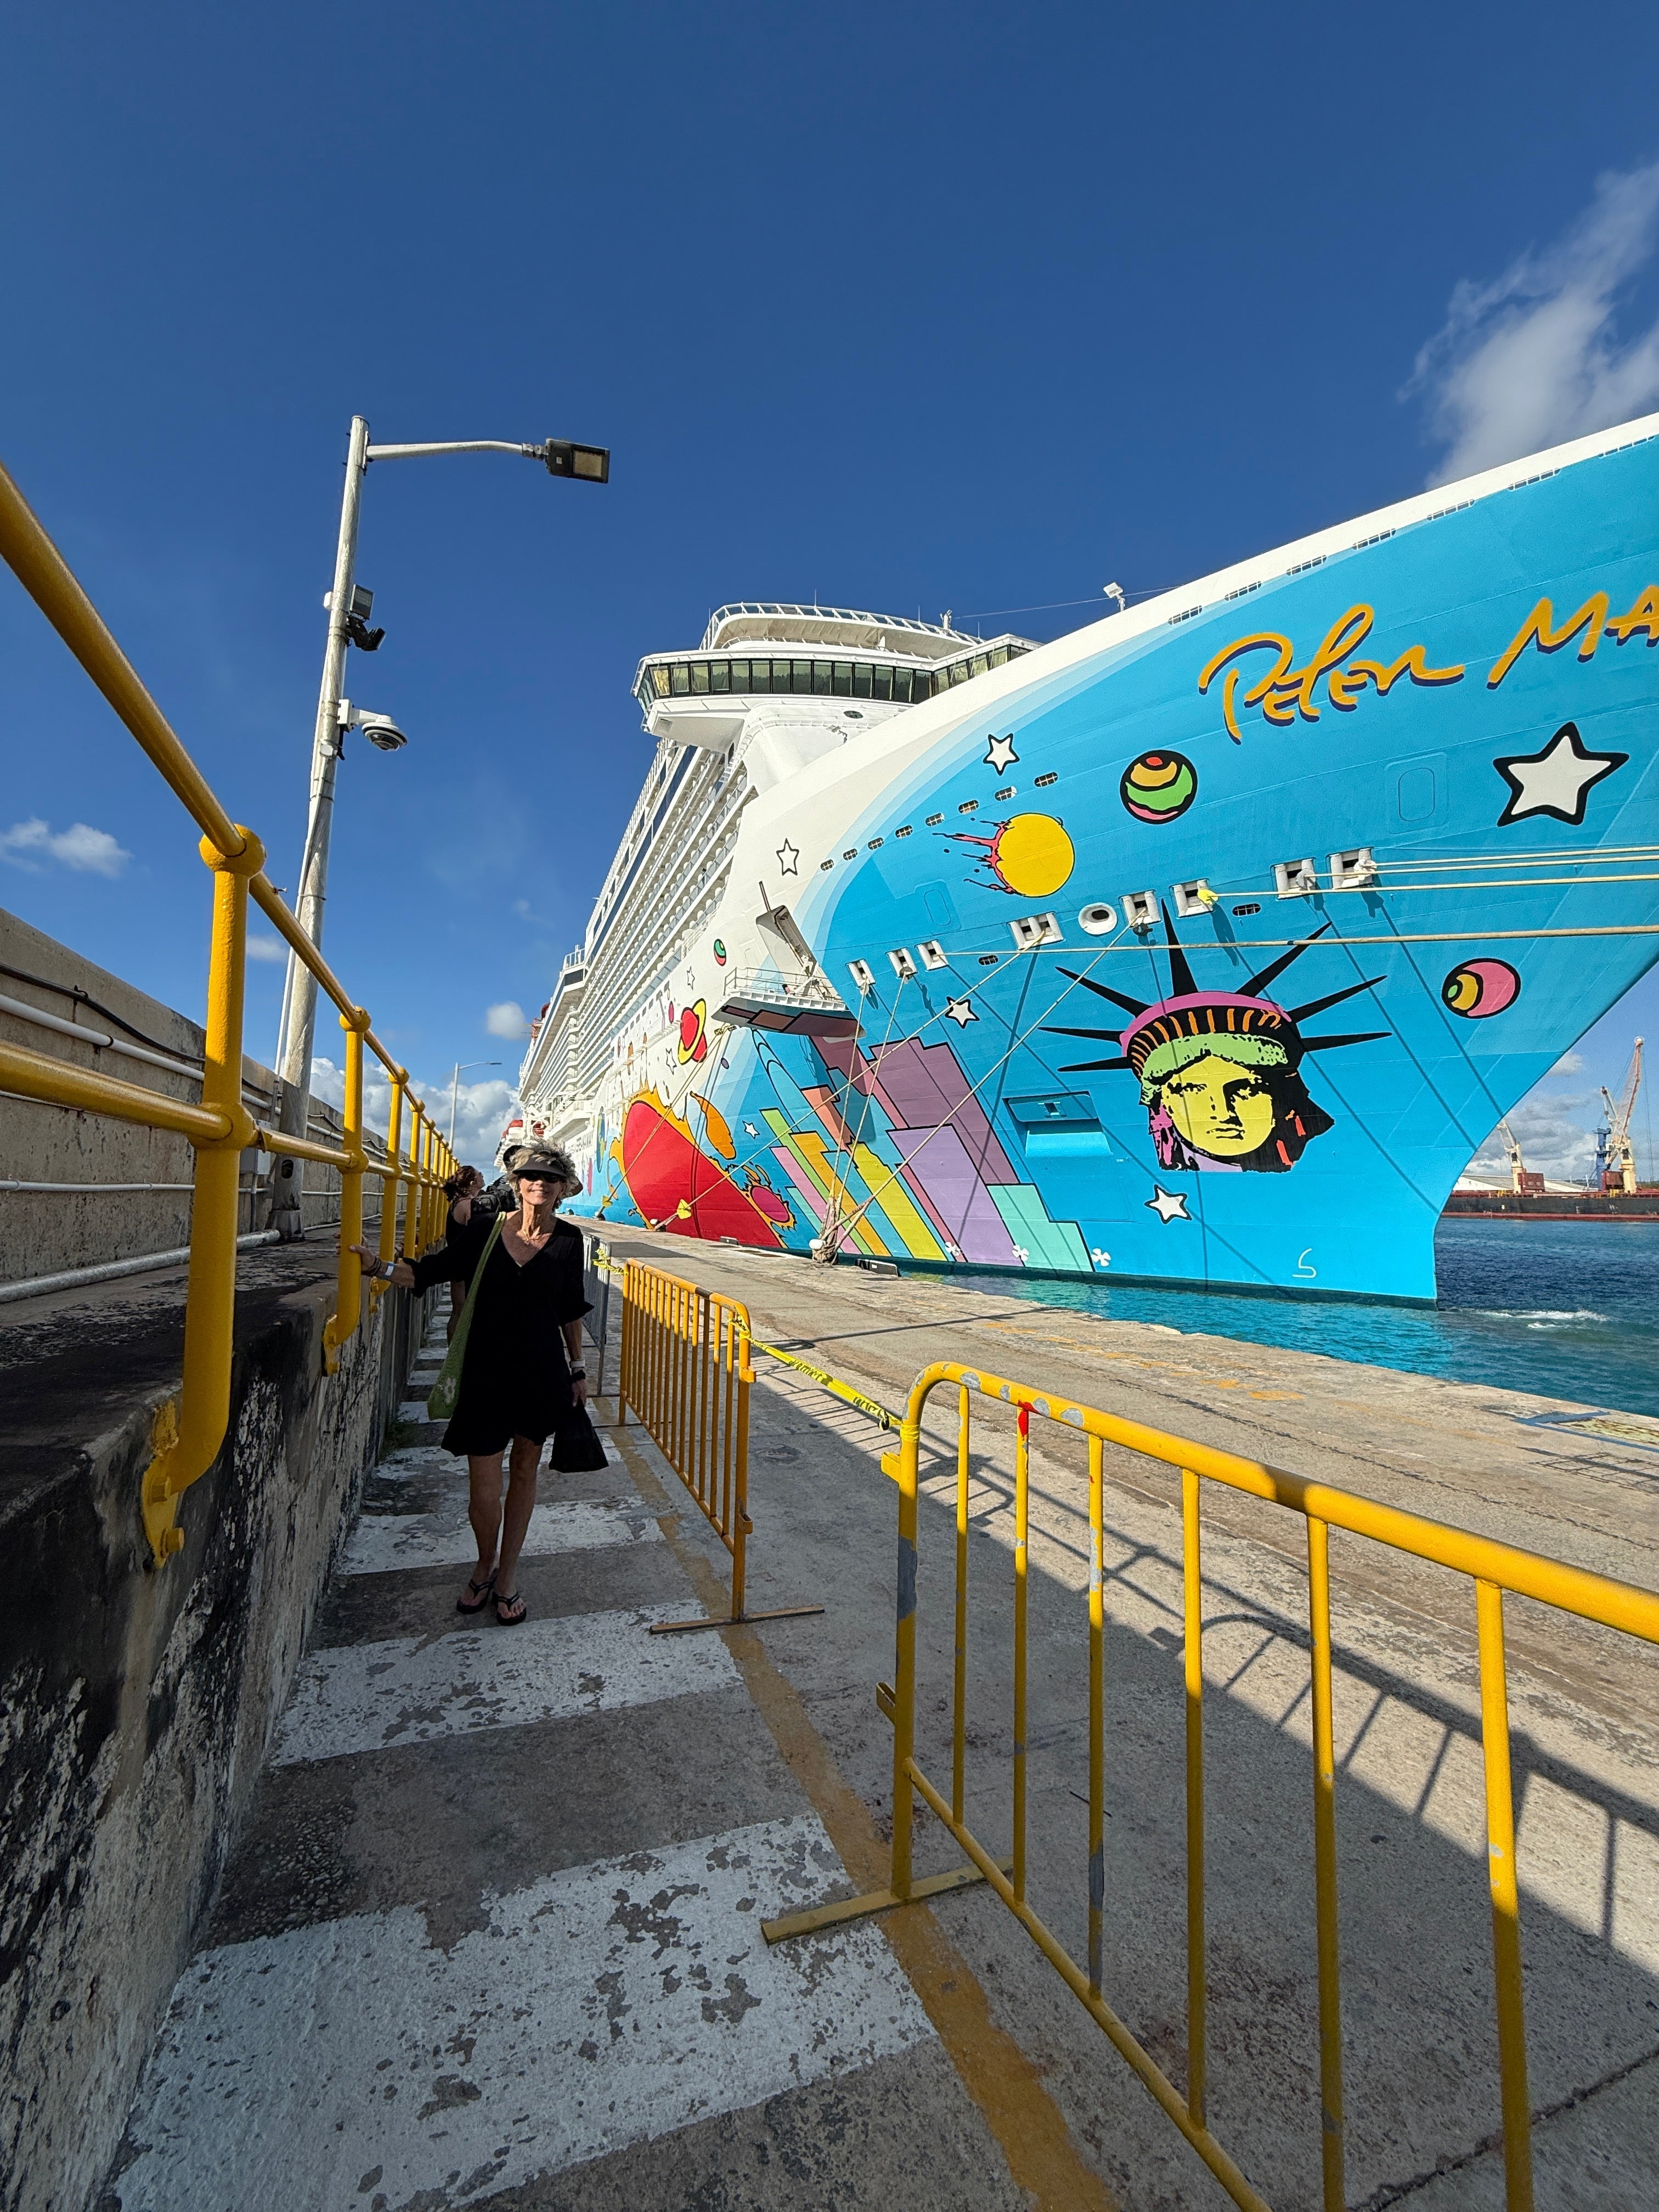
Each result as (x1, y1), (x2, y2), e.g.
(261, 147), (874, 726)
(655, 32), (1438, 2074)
(1496, 1118), (1539, 1196)
(1596, 1038), (1644, 1194)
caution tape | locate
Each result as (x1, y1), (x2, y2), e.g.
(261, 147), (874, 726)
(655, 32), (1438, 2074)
(749, 1338), (901, 1432)
(585, 1240), (900, 1432)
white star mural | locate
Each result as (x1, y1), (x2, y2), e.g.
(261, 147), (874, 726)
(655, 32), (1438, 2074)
(1145, 1184), (1192, 1224)
(776, 838), (800, 876)
(943, 995), (977, 1028)
(983, 731), (1019, 773)
(743, 1122), (758, 1137)
(1493, 720), (1628, 828)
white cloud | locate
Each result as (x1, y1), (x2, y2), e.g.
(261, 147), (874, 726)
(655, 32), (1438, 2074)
(1469, 1098), (1598, 1183)
(246, 934), (287, 963)
(1550, 1051), (1584, 1075)
(485, 1000), (529, 1039)
(1407, 161), (1659, 484)
(0, 816), (132, 877)
(307, 1059), (519, 1179)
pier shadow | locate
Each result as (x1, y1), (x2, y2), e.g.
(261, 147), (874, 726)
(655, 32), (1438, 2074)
(741, 1370), (1659, 2211)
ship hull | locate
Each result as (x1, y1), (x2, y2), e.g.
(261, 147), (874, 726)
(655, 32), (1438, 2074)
(569, 421), (1659, 1303)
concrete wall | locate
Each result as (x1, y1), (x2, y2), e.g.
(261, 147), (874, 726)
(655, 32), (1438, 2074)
(0, 1246), (429, 2212)
(1, 905), (380, 1285)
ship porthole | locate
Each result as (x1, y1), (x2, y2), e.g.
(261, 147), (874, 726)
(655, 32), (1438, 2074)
(1077, 902), (1119, 936)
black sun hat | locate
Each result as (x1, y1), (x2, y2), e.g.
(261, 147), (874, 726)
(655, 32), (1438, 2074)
(510, 1146), (577, 1184)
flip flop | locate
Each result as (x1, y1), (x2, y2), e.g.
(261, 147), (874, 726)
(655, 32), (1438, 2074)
(456, 1567), (497, 1615)
(493, 1588), (527, 1626)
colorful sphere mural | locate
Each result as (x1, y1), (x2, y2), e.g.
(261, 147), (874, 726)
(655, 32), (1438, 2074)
(1441, 959), (1521, 1019)
(1120, 751), (1198, 825)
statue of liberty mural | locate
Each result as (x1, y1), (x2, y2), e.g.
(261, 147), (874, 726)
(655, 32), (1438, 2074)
(1043, 912), (1386, 1174)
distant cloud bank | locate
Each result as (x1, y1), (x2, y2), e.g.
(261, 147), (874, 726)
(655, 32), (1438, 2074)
(0, 817), (132, 877)
(1407, 161), (1659, 485)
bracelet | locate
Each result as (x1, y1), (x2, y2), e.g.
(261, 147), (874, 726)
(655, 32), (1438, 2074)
(380, 1260), (397, 1280)
(568, 1365), (587, 1379)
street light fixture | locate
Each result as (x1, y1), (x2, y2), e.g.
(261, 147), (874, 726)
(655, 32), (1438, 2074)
(271, 415), (609, 1232)
(449, 1060), (502, 1147)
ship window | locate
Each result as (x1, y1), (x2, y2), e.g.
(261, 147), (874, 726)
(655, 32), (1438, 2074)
(690, 662), (710, 693)
(872, 665), (893, 699)
(971, 654), (988, 678)
(651, 667), (670, 697)
(729, 659), (749, 690)
(793, 659), (812, 692)
(894, 824), (912, 837)
(894, 669), (913, 702)
(812, 661), (833, 695)
(990, 646), (1008, 667)
(915, 672), (933, 699)
(925, 811), (944, 825)
(852, 662), (872, 697)
(710, 661), (730, 693)
(833, 662), (854, 696)
(670, 663), (690, 695)
(1034, 771), (1057, 787)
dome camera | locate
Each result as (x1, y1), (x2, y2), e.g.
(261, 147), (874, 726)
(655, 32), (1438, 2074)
(358, 714), (408, 753)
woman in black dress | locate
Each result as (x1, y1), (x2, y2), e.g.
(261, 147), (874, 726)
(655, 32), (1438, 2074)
(353, 1146), (590, 1623)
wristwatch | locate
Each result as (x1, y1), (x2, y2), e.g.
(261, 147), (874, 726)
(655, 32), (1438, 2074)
(568, 1365), (587, 1379)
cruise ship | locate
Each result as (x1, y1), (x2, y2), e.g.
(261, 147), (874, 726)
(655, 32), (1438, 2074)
(516, 414), (1659, 1302)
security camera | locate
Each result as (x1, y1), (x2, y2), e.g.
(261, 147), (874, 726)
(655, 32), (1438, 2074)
(358, 713), (408, 752)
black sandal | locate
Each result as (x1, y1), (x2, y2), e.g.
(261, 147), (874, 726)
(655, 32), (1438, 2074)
(456, 1567), (497, 1615)
(493, 1587), (527, 1626)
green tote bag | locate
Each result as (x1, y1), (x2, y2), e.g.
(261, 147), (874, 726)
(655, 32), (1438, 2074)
(426, 1211), (506, 1420)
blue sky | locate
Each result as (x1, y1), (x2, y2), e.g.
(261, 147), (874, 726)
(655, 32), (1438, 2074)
(1, 2), (1655, 1175)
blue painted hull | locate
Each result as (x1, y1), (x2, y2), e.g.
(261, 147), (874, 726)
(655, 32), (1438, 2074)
(579, 424), (1658, 1302)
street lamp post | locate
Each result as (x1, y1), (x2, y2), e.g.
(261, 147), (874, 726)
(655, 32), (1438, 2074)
(269, 418), (608, 1235)
(449, 1060), (501, 1147)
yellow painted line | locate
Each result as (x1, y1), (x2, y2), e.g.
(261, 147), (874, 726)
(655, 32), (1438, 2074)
(605, 1414), (1119, 2211)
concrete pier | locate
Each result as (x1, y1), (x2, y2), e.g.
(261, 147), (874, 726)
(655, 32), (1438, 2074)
(101, 1235), (1659, 2210)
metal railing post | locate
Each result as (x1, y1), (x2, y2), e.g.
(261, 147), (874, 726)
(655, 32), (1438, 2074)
(729, 1308), (753, 1622)
(140, 828), (264, 1564)
(1014, 1401), (1030, 1906)
(1477, 1579), (1535, 2212)
(1307, 1517), (1347, 2209)
(953, 1383), (971, 1829)
(371, 1076), (405, 1305)
(890, 1403), (923, 1905)
(1087, 1433), (1106, 1998)
(1183, 1465), (1208, 2130)
(402, 1103), (422, 1262)
(323, 1009), (370, 1369)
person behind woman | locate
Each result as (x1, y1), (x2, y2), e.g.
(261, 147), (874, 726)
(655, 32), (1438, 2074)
(440, 1165), (486, 1341)
(352, 1145), (590, 1624)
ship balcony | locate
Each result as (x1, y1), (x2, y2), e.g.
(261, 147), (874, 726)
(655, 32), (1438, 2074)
(713, 968), (861, 1039)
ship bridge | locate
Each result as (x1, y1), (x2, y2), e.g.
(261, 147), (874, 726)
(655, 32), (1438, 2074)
(633, 603), (1034, 726)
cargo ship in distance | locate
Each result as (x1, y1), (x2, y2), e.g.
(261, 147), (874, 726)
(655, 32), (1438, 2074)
(519, 411), (1659, 1302)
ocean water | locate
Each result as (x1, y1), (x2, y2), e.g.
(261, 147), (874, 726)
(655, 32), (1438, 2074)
(959, 1218), (1659, 1417)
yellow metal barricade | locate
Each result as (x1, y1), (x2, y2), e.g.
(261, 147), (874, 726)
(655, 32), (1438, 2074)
(616, 1257), (823, 1634)
(763, 1357), (1659, 2212)
(0, 455), (458, 1564)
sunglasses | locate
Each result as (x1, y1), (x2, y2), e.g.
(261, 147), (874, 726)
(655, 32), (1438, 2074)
(516, 1172), (562, 1186)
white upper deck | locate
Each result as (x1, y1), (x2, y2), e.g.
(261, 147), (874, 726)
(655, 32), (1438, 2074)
(699, 603), (979, 658)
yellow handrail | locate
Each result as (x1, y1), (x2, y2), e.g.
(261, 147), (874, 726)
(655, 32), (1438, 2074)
(0, 452), (460, 1563)
(765, 1356), (1659, 2212)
